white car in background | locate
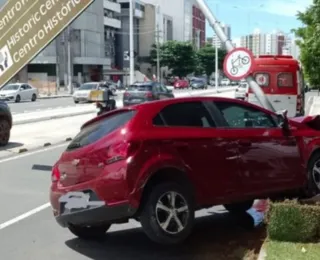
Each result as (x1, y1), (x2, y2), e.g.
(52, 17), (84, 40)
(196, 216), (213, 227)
(221, 78), (230, 86)
(0, 83), (38, 102)
(73, 82), (110, 103)
(234, 82), (248, 100)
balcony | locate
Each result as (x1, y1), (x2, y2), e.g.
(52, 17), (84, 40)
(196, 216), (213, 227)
(104, 0), (121, 13)
(104, 17), (121, 29)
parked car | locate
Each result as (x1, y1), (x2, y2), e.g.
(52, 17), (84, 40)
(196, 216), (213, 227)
(173, 79), (189, 89)
(0, 100), (12, 146)
(73, 82), (108, 103)
(234, 82), (248, 100)
(0, 83), (38, 102)
(221, 78), (230, 86)
(123, 81), (174, 106)
(190, 79), (207, 89)
(50, 96), (320, 245)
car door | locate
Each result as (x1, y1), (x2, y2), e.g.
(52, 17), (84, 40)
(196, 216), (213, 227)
(154, 83), (169, 100)
(212, 100), (302, 195)
(152, 101), (236, 204)
(18, 85), (27, 100)
(159, 84), (173, 99)
(24, 84), (33, 99)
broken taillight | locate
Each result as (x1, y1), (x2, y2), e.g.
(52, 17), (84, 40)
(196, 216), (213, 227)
(51, 164), (60, 182)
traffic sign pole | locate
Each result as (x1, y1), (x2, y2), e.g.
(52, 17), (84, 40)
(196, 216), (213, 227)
(195, 0), (275, 112)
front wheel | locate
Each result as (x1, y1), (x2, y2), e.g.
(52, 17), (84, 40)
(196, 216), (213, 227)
(306, 152), (320, 197)
(31, 94), (37, 102)
(140, 183), (195, 245)
(68, 224), (111, 240)
(224, 200), (254, 214)
(15, 95), (21, 103)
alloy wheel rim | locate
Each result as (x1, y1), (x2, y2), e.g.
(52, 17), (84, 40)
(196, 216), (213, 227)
(155, 191), (189, 235)
(312, 159), (320, 190)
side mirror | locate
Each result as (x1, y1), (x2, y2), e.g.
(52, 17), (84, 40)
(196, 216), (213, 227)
(276, 110), (290, 133)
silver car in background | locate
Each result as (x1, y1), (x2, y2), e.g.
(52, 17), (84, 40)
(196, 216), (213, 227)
(234, 82), (248, 100)
(73, 82), (107, 103)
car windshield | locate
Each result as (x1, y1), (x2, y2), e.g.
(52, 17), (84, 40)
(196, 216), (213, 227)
(78, 83), (97, 90)
(1, 84), (20, 91)
(193, 80), (203, 83)
(128, 84), (152, 91)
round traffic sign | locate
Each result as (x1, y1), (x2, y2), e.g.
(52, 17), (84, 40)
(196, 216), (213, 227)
(223, 47), (255, 81)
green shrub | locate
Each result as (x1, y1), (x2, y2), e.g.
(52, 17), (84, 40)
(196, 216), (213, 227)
(267, 200), (320, 243)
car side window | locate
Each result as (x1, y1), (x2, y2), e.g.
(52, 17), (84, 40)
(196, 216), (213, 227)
(159, 84), (168, 92)
(214, 101), (277, 128)
(153, 101), (215, 128)
(20, 85), (26, 90)
(25, 85), (31, 89)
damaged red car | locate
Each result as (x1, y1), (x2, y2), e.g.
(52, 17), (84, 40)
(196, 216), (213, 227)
(50, 96), (320, 245)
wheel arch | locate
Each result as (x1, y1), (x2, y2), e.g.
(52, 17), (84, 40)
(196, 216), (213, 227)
(136, 166), (195, 214)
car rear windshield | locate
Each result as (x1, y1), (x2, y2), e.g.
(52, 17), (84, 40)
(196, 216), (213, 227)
(128, 84), (152, 91)
(66, 110), (136, 151)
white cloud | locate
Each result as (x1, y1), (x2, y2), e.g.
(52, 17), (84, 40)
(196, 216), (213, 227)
(262, 0), (312, 17)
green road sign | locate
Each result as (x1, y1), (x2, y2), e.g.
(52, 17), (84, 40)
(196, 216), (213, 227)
(0, 0), (94, 88)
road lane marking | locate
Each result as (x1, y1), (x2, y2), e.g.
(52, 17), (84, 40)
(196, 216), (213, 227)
(0, 203), (50, 230)
(0, 143), (67, 163)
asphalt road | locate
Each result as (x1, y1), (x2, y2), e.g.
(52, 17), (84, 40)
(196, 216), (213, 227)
(6, 86), (228, 114)
(0, 144), (259, 260)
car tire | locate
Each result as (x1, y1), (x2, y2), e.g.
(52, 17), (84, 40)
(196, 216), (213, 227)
(0, 118), (10, 146)
(306, 152), (320, 197)
(140, 182), (195, 245)
(31, 94), (37, 102)
(15, 95), (21, 103)
(68, 224), (111, 240)
(224, 200), (254, 214)
(74, 100), (79, 104)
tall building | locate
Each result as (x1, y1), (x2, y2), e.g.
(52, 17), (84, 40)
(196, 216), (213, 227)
(209, 24), (231, 49)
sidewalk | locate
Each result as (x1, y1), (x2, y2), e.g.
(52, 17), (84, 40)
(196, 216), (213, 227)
(14, 87), (236, 125)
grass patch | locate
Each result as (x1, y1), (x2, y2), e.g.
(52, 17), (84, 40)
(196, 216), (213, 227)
(265, 240), (320, 260)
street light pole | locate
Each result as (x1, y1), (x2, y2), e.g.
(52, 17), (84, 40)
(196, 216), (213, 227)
(214, 4), (218, 92)
(129, 0), (135, 85)
(67, 26), (73, 95)
(196, 0), (274, 112)
(156, 5), (160, 82)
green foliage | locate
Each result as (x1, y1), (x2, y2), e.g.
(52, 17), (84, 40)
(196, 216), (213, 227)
(149, 43), (164, 67)
(267, 200), (320, 243)
(196, 44), (227, 76)
(293, 1), (320, 87)
(160, 41), (196, 77)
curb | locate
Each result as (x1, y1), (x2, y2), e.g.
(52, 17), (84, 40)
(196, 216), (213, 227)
(13, 109), (96, 125)
(257, 244), (267, 260)
(15, 137), (73, 154)
(38, 95), (71, 99)
(13, 88), (236, 125)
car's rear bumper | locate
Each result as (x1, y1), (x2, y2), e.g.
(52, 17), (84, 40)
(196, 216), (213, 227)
(53, 189), (137, 227)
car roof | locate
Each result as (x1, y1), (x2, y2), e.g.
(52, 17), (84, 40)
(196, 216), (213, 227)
(130, 81), (155, 86)
(130, 96), (275, 115)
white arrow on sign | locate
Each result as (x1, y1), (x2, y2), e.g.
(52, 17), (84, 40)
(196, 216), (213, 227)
(224, 48), (254, 81)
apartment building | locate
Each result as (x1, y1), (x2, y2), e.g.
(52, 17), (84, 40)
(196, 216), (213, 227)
(208, 24), (231, 49)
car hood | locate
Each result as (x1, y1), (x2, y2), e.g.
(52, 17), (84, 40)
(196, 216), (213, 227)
(289, 115), (320, 130)
(73, 90), (92, 95)
(0, 90), (17, 95)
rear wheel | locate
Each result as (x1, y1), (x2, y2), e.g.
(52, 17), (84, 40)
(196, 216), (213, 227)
(306, 152), (320, 197)
(74, 100), (79, 104)
(140, 183), (195, 245)
(68, 224), (111, 240)
(224, 200), (254, 214)
(0, 118), (10, 146)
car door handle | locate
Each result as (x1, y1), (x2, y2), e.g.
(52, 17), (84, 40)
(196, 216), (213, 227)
(238, 140), (252, 147)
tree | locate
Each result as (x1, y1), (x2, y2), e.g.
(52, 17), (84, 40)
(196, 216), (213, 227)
(292, 1), (320, 87)
(196, 44), (227, 76)
(161, 41), (196, 77)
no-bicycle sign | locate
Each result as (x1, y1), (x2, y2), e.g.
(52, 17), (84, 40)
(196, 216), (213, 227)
(223, 47), (255, 81)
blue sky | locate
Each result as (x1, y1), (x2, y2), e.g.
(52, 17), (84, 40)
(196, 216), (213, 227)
(205, 0), (312, 41)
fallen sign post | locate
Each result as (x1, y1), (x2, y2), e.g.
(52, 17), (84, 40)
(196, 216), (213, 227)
(0, 0), (95, 88)
(195, 0), (275, 112)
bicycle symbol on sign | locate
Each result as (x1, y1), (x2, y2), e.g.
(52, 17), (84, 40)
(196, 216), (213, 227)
(230, 54), (250, 75)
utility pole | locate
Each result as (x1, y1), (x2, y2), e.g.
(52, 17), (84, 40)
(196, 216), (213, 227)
(156, 5), (160, 82)
(55, 36), (60, 95)
(67, 26), (73, 94)
(195, 0), (275, 112)
(129, 0), (135, 84)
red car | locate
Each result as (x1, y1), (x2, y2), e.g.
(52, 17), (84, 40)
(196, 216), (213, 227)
(50, 96), (320, 245)
(174, 79), (189, 89)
